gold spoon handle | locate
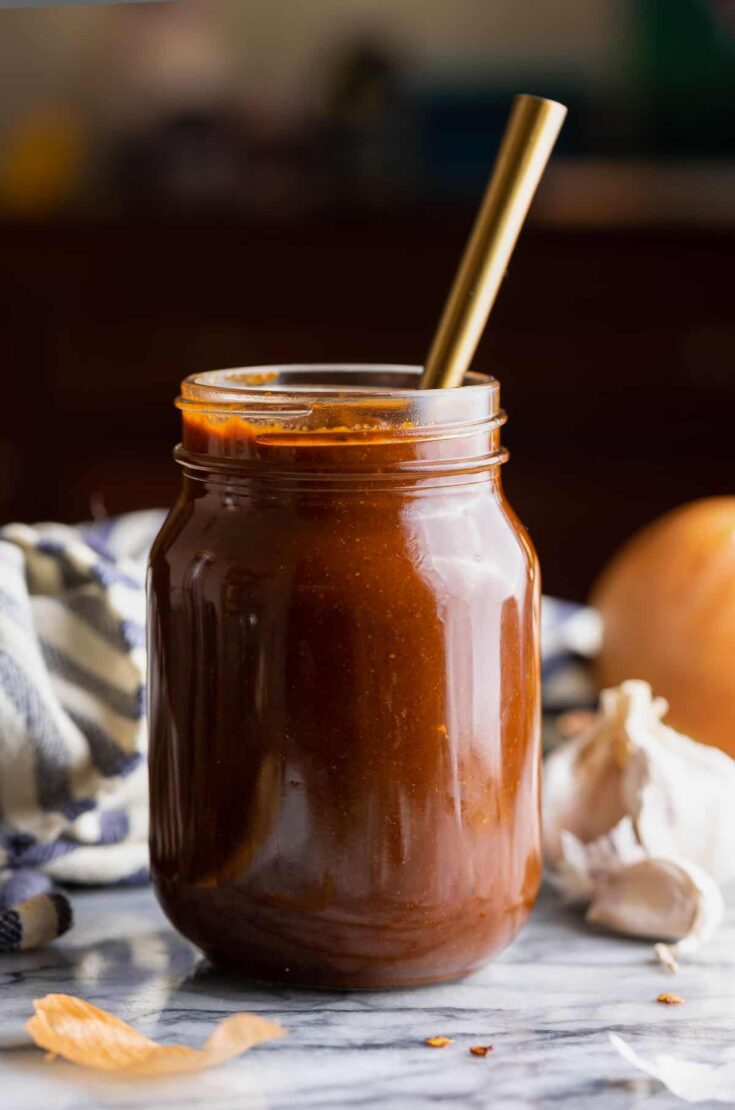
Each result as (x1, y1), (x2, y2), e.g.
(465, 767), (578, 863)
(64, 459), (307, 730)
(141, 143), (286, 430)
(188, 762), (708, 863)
(420, 94), (567, 390)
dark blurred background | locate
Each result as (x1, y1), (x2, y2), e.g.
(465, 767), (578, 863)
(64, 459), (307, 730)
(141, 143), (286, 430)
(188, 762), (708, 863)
(1, 0), (733, 599)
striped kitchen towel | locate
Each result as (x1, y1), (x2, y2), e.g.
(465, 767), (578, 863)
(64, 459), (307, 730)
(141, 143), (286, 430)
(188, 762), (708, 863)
(0, 509), (597, 952)
(0, 511), (164, 952)
(541, 596), (599, 712)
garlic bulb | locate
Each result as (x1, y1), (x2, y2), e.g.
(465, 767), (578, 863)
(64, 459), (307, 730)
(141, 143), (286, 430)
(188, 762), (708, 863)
(544, 681), (735, 959)
(544, 681), (735, 885)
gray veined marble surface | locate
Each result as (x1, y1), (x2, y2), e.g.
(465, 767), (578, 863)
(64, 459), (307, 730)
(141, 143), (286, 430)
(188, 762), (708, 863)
(1, 884), (734, 1110)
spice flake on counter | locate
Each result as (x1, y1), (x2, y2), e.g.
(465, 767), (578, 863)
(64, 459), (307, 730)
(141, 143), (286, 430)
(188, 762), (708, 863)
(425, 1036), (454, 1048)
(657, 992), (685, 1005)
(469, 1045), (495, 1057)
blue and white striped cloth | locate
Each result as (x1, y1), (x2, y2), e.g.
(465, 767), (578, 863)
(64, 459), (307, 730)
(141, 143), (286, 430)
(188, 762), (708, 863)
(0, 510), (597, 952)
(0, 511), (164, 952)
(541, 597), (599, 711)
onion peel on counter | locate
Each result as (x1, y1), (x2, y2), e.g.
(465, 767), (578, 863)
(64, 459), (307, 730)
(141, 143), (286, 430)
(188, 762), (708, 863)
(26, 994), (286, 1075)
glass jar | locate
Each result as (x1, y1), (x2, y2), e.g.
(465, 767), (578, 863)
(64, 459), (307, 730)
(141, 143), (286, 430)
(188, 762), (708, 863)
(148, 365), (540, 988)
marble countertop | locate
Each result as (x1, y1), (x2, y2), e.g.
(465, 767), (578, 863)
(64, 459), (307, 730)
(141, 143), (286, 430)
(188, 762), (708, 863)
(1, 884), (734, 1110)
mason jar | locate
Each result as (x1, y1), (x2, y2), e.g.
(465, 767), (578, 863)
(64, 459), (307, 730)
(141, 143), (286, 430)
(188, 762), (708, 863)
(148, 365), (540, 988)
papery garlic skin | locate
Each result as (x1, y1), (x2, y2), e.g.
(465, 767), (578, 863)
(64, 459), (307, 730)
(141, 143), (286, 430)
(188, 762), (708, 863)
(609, 1032), (735, 1102)
(543, 681), (735, 885)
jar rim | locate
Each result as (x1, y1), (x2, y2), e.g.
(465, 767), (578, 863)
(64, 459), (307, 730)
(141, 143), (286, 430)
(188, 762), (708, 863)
(179, 364), (497, 412)
(177, 364), (503, 444)
(177, 364), (506, 474)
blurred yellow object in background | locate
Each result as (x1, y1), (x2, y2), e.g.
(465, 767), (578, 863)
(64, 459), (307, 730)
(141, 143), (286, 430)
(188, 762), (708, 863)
(0, 107), (85, 216)
(592, 498), (735, 757)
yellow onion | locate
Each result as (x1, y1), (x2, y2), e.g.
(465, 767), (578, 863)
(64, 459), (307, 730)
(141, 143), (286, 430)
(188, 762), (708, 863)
(591, 497), (735, 756)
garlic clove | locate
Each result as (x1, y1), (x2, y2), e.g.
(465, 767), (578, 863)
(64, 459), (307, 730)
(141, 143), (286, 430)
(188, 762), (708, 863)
(586, 858), (724, 948)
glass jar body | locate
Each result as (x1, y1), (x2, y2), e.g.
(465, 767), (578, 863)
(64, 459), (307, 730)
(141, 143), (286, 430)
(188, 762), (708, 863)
(148, 367), (541, 988)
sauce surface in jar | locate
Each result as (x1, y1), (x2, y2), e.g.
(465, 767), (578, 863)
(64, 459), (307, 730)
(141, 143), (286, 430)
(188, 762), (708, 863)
(148, 365), (541, 988)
